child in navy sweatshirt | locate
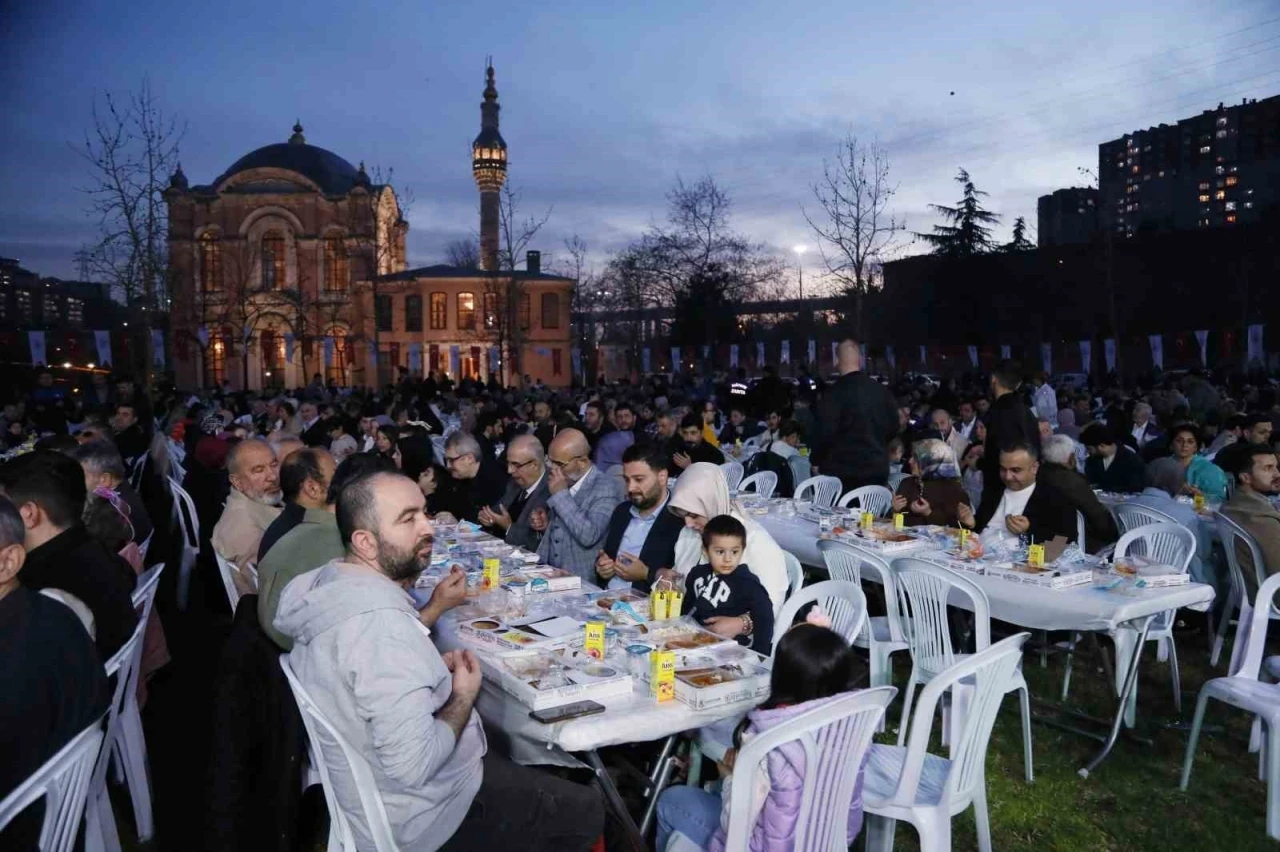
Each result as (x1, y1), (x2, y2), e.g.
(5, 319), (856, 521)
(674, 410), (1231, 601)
(681, 514), (774, 654)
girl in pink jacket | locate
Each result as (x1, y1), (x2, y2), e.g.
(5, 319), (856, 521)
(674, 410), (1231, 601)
(656, 622), (869, 852)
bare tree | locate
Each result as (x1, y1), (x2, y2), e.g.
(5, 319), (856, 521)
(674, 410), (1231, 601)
(348, 165), (410, 387)
(74, 77), (184, 382)
(445, 237), (480, 269)
(803, 134), (904, 337)
(477, 183), (551, 385)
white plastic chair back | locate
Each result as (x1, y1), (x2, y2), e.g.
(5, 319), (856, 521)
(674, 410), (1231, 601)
(128, 455), (146, 491)
(720, 460), (745, 491)
(1217, 512), (1277, 619)
(131, 563), (164, 624)
(893, 558), (992, 676)
(877, 633), (1030, 812)
(1233, 573), (1280, 682)
(167, 476), (201, 611)
(887, 471), (909, 493)
(739, 471), (777, 499)
(137, 531), (153, 561)
(742, 433), (764, 450)
(0, 716), (105, 852)
(795, 475), (843, 508)
(280, 657), (400, 852)
(773, 579), (867, 650)
(783, 551), (804, 600)
(788, 455), (812, 488)
(214, 552), (244, 614)
(1076, 510), (1087, 549)
(838, 485), (893, 516)
(723, 687), (896, 852)
(819, 540), (907, 645)
(83, 618), (146, 852)
(1110, 501), (1179, 536)
(1114, 522), (1195, 573)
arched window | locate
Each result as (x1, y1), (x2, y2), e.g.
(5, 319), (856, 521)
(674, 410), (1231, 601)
(204, 331), (227, 387)
(324, 327), (350, 387)
(261, 230), (285, 290)
(199, 233), (222, 293)
(260, 325), (286, 388)
(324, 235), (348, 292)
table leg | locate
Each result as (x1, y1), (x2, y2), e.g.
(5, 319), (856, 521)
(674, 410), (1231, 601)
(583, 749), (647, 852)
(640, 735), (680, 835)
(1079, 615), (1153, 779)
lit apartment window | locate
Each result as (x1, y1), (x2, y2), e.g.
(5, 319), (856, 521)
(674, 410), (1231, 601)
(1226, 214), (1237, 224)
(66, 297), (83, 326)
(1199, 218), (1209, 227)
(1199, 145), (1211, 154)
(1245, 202), (1254, 209)
(1216, 116), (1228, 127)
(1229, 165), (1238, 173)
(1198, 182), (1210, 190)
(1215, 190), (1226, 200)
(1216, 130), (1228, 139)
(1215, 166), (1225, 175)
(1199, 193), (1210, 202)
(1225, 202), (1237, 212)
(1226, 176), (1238, 187)
(1131, 165), (1140, 174)
(17, 291), (31, 321)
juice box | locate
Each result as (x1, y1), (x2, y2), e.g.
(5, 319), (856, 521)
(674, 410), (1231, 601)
(1193, 494), (1206, 512)
(584, 621), (605, 659)
(1027, 543), (1045, 568)
(893, 513), (905, 531)
(482, 557), (501, 591)
(650, 589), (683, 621)
(860, 512), (874, 530)
(650, 649), (676, 702)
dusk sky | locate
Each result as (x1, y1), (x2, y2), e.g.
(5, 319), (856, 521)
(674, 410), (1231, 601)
(3, 0), (1277, 288)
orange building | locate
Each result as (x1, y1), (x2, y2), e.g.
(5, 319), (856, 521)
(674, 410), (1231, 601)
(163, 65), (573, 390)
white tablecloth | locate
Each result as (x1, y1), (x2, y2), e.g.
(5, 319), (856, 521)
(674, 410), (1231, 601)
(432, 604), (767, 767)
(758, 515), (1215, 633)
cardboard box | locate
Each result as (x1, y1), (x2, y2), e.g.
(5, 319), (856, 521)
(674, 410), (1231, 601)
(640, 645), (772, 711)
(457, 616), (579, 651)
(486, 649), (634, 711)
(650, 650), (675, 702)
(501, 566), (581, 594)
(983, 562), (1094, 590)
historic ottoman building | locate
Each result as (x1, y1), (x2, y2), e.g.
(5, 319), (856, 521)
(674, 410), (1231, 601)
(165, 65), (574, 390)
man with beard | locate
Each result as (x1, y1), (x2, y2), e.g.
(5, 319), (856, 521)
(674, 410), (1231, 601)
(593, 401), (637, 469)
(596, 443), (684, 593)
(532, 429), (624, 583)
(273, 471), (603, 852)
(582, 400), (613, 453)
(668, 412), (725, 477)
(1220, 442), (1280, 597)
(212, 439), (284, 590)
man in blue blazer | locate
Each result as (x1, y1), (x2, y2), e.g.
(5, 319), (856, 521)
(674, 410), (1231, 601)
(596, 443), (684, 593)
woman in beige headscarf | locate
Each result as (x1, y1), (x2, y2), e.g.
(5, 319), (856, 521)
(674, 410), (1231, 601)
(668, 462), (790, 614)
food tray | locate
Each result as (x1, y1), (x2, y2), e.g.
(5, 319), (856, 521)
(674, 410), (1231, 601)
(486, 649), (634, 710)
(502, 566), (581, 594)
(457, 616), (579, 650)
(639, 644), (771, 710)
(983, 562), (1094, 589)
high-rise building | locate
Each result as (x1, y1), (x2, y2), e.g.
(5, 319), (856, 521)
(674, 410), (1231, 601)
(1036, 187), (1098, 247)
(1098, 94), (1279, 238)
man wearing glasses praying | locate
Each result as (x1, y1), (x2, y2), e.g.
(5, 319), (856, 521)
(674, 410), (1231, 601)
(478, 435), (549, 551)
(532, 429), (624, 582)
(438, 431), (508, 523)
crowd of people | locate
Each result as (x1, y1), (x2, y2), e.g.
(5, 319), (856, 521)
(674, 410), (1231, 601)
(3, 339), (1280, 850)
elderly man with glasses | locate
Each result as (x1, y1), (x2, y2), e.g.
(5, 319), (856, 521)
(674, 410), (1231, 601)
(532, 428), (624, 583)
(478, 435), (550, 551)
(437, 431), (508, 523)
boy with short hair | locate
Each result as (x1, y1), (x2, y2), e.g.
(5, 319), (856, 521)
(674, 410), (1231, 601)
(681, 514), (774, 654)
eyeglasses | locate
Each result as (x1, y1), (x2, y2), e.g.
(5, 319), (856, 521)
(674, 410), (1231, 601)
(507, 458), (538, 470)
(444, 454), (472, 465)
(549, 454), (584, 469)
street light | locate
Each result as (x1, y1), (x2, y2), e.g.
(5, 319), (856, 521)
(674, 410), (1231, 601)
(793, 245), (808, 301)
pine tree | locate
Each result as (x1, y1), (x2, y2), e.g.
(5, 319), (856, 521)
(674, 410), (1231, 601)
(1004, 216), (1035, 252)
(915, 168), (1000, 256)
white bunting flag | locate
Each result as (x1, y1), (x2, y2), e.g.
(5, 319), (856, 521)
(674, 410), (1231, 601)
(323, 337), (335, 367)
(94, 330), (113, 365)
(831, 341), (838, 366)
(196, 326), (209, 349)
(642, 347), (652, 373)
(670, 346), (681, 370)
(885, 345), (896, 368)
(408, 342), (422, 373)
(151, 329), (166, 370)
(571, 347), (582, 378)
(702, 344), (710, 361)
(1104, 338), (1116, 373)
(861, 343), (868, 366)
(967, 345), (978, 368)
(729, 345), (739, 369)
(1040, 342), (1051, 375)
(368, 341), (378, 366)
(1149, 334), (1164, 370)
(1000, 344), (1011, 360)
(1194, 330), (1208, 367)
(756, 342), (765, 366)
(1248, 324), (1264, 365)
(807, 339), (816, 364)
(1079, 340), (1092, 374)
(918, 344), (926, 366)
(449, 344), (460, 375)
(284, 333), (295, 363)
(780, 341), (791, 364)
(28, 331), (46, 366)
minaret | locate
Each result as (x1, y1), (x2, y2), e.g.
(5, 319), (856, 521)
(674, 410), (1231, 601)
(471, 62), (507, 271)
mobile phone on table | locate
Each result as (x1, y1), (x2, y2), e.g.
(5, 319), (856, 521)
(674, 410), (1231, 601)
(529, 700), (607, 724)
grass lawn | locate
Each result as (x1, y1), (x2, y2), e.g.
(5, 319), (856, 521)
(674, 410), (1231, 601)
(883, 623), (1276, 852)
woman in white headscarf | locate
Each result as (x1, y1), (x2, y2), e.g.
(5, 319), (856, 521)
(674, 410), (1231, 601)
(668, 462), (790, 615)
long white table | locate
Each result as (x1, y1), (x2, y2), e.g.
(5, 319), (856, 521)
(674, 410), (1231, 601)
(757, 512), (1215, 775)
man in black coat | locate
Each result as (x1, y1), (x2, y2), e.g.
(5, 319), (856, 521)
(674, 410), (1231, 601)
(478, 435), (550, 552)
(0, 451), (137, 659)
(667, 412), (725, 477)
(437, 431), (508, 523)
(1080, 423), (1147, 494)
(964, 442), (1079, 547)
(1040, 435), (1120, 553)
(811, 339), (899, 491)
(976, 362), (1042, 525)
(596, 443), (683, 593)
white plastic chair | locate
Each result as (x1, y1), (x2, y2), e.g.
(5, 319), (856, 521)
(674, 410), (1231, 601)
(128, 455), (147, 491)
(772, 579), (866, 650)
(795, 475), (843, 508)
(891, 559), (1033, 783)
(722, 687), (896, 852)
(1181, 572), (1280, 842)
(863, 633), (1032, 852)
(0, 716), (106, 852)
(137, 531), (153, 561)
(783, 551), (804, 601)
(1109, 501), (1180, 536)
(1076, 510), (1087, 551)
(280, 656), (400, 852)
(887, 471), (909, 493)
(112, 564), (164, 842)
(1216, 513), (1279, 669)
(738, 471), (777, 499)
(214, 551), (245, 614)
(819, 540), (910, 692)
(83, 617), (147, 852)
(838, 485), (894, 516)
(167, 476), (200, 611)
(1103, 522), (1196, 725)
(720, 460), (745, 491)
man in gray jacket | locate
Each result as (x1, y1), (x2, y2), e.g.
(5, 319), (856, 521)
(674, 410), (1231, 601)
(275, 470), (603, 851)
(534, 429), (624, 583)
